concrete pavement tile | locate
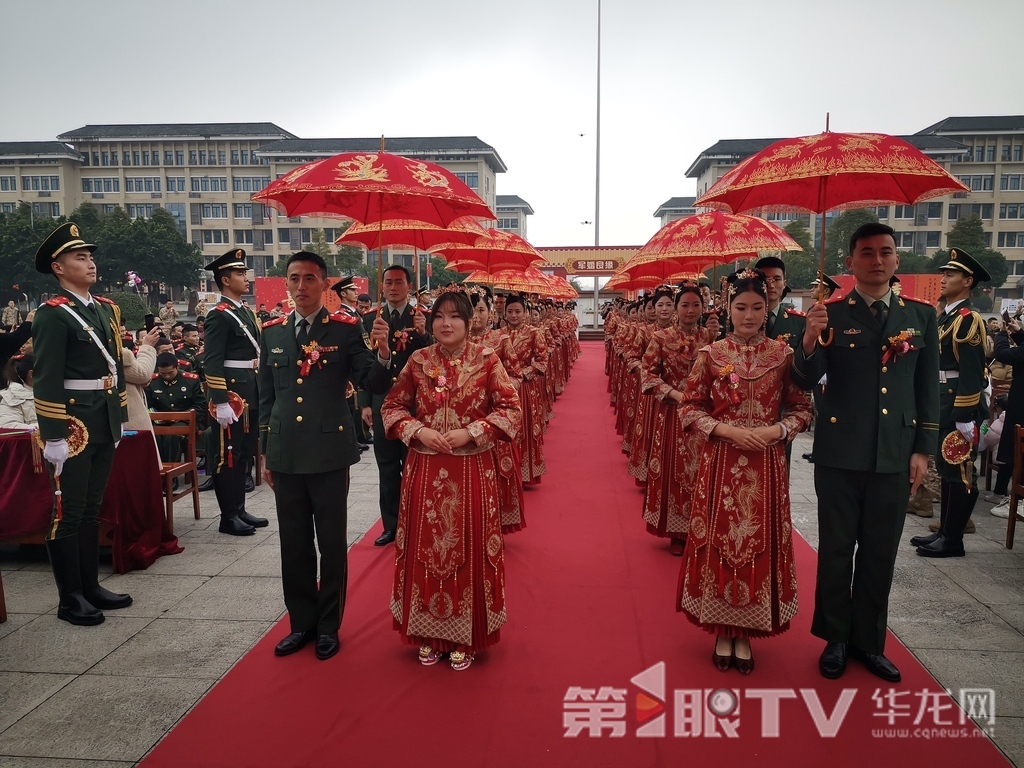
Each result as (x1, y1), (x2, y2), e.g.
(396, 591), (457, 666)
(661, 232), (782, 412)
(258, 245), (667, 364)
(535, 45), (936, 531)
(989, 604), (1024, 634)
(91, 617), (271, 679)
(0, 572), (57, 615)
(0, 672), (75, 733)
(927, 552), (1024, 574)
(88, 574), (209, 618)
(0, 759), (134, 768)
(219, 542), (282, 578)
(0, 615), (35, 642)
(139, 541), (252, 576)
(910, 649), (1024, 717)
(164, 575), (285, 621)
(0, 615), (152, 674)
(0, 675), (210, 763)
(989, 716), (1024, 768)
(889, 600), (1024, 652)
(957, 568), (1024, 605)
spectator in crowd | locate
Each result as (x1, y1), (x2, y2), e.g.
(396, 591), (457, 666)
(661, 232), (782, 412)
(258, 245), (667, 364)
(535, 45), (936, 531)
(194, 298), (208, 318)
(147, 351), (206, 463)
(159, 300), (179, 333)
(357, 294), (372, 315)
(121, 327), (160, 434)
(986, 317), (1000, 361)
(270, 302), (285, 318)
(196, 316), (205, 339)
(176, 324), (204, 378)
(989, 319), (1024, 518)
(256, 303), (271, 322)
(0, 354), (37, 430)
(169, 323), (184, 343)
(0, 309), (33, 370)
(3, 300), (22, 332)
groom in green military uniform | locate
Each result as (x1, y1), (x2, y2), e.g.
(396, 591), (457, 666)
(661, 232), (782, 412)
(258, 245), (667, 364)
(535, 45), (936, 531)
(794, 222), (939, 683)
(911, 249), (989, 558)
(32, 222), (133, 625)
(203, 249), (268, 535)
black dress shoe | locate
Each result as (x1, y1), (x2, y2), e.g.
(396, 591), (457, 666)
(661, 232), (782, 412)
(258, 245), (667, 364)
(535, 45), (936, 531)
(219, 517), (256, 536)
(244, 475), (255, 493)
(819, 642), (847, 679)
(357, 442), (370, 450)
(197, 476), (214, 492)
(374, 530), (396, 546)
(239, 511), (269, 528)
(315, 632), (340, 660)
(910, 530), (941, 547)
(849, 645), (901, 682)
(802, 453), (814, 463)
(916, 535), (965, 558)
(275, 630), (315, 657)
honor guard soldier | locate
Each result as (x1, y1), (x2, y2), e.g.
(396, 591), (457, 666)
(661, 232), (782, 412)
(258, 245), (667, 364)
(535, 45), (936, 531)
(810, 274), (841, 302)
(203, 249), (268, 535)
(794, 222), (939, 683)
(32, 222), (133, 625)
(911, 249), (990, 558)
(360, 264), (431, 545)
(755, 256), (806, 349)
(331, 276), (371, 448)
(147, 352), (207, 462)
(259, 252), (390, 660)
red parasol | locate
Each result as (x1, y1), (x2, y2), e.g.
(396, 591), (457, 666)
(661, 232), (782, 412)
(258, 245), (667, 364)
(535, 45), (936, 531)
(694, 127), (969, 282)
(432, 230), (545, 273)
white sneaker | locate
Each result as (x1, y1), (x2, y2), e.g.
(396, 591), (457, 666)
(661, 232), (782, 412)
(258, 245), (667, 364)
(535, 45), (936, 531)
(990, 499), (1011, 519)
(983, 492), (1008, 504)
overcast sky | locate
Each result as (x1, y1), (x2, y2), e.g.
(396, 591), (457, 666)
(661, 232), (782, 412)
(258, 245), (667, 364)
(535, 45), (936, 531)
(2, 0), (1022, 247)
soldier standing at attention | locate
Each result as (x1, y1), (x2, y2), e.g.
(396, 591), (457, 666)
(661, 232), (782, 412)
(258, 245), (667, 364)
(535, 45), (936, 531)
(360, 265), (430, 546)
(260, 252), (389, 660)
(32, 222), (133, 625)
(203, 249), (268, 535)
(910, 249), (989, 558)
(794, 222), (939, 683)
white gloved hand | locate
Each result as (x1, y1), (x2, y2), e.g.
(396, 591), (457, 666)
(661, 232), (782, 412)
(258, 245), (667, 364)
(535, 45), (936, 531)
(956, 421), (975, 442)
(43, 439), (69, 477)
(215, 402), (239, 429)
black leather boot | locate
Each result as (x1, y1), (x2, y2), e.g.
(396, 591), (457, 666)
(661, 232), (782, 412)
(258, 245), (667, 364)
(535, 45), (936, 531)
(46, 535), (104, 626)
(917, 483), (975, 558)
(215, 470), (254, 535)
(911, 481), (948, 547)
(78, 522), (132, 609)
(233, 462), (267, 528)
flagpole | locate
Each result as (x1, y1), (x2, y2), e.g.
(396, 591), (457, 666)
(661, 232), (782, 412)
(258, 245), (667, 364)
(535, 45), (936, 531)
(592, 0), (602, 330)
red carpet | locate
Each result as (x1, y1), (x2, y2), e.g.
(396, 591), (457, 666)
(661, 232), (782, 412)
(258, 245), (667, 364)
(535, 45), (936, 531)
(142, 341), (1009, 768)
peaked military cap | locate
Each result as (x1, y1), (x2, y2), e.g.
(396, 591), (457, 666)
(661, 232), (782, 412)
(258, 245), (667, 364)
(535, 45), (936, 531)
(330, 275), (356, 296)
(417, 286), (430, 296)
(811, 274), (841, 294)
(204, 248), (248, 273)
(938, 248), (991, 283)
(35, 222), (96, 274)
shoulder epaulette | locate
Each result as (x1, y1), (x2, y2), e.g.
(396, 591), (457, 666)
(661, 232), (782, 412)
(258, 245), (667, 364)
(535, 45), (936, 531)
(329, 313), (358, 325)
(214, 303), (232, 312)
(901, 294), (933, 306)
(178, 360), (192, 368)
(784, 308), (806, 318)
(825, 295), (845, 305)
(151, 373), (159, 380)
(44, 296), (70, 307)
(182, 371), (199, 380)
(261, 317), (287, 329)
(94, 295), (116, 305)
(959, 306), (974, 318)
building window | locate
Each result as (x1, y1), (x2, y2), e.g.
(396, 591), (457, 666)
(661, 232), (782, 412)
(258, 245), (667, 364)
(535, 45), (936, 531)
(234, 230), (254, 244)
(176, 151), (185, 165)
(998, 232), (1024, 248)
(189, 150), (197, 164)
(164, 151), (173, 165)
(233, 176), (270, 192)
(0, 176), (15, 191)
(454, 172), (479, 188)
(191, 177), (228, 192)
(1015, 146), (1024, 162)
(165, 176), (186, 192)
(126, 204), (156, 219)
(0, 203), (15, 213)
(926, 231), (941, 248)
(202, 203), (228, 218)
(165, 203), (187, 236)
(927, 202), (942, 219)
(199, 151), (208, 165)
(101, 204), (118, 214)
(496, 217), (519, 230)
(218, 151), (226, 165)
(975, 147), (984, 162)
(875, 206), (889, 219)
(231, 150), (240, 164)
(1001, 174), (1022, 191)
(82, 177), (121, 193)
(1001, 204), (1020, 219)
(234, 203), (253, 219)
(241, 150), (250, 165)
(20, 175), (60, 191)
(261, 229), (272, 244)
(986, 146), (996, 162)
(202, 229), (230, 245)
(983, 175), (994, 191)
(898, 231), (914, 248)
(142, 151), (150, 166)
(894, 205), (915, 219)
(969, 203), (994, 219)
(125, 177), (161, 193)
(278, 228), (291, 242)
(1003, 146), (1012, 161)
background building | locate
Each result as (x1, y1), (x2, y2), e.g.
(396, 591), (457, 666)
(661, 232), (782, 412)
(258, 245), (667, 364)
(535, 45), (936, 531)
(681, 115), (1024, 297)
(495, 194), (534, 238)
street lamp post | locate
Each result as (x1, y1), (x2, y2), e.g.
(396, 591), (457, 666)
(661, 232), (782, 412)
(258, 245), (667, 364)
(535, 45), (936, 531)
(592, 0), (602, 329)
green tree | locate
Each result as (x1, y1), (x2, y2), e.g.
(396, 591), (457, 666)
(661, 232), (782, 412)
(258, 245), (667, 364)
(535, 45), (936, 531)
(783, 219), (815, 256)
(267, 253), (342, 278)
(895, 250), (932, 274)
(781, 252), (821, 290)
(824, 209), (880, 274)
(333, 222), (367, 274)
(0, 204), (66, 302)
(927, 214), (1008, 292)
(108, 290), (148, 329)
(307, 228), (333, 261)
(424, 256), (467, 288)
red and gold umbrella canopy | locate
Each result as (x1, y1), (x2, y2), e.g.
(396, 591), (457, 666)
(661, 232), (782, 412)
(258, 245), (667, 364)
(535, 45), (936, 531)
(635, 210), (802, 264)
(466, 267), (576, 298)
(694, 132), (969, 215)
(252, 151), (495, 225)
(432, 230), (545, 273)
(335, 216), (488, 250)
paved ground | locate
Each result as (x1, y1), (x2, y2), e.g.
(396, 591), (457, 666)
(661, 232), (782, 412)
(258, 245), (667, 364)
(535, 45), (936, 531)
(1, 430), (1022, 766)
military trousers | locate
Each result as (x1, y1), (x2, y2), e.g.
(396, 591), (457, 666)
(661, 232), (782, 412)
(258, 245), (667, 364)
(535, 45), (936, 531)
(811, 465), (908, 655)
(274, 467), (350, 634)
(46, 442), (116, 541)
(371, 396), (406, 533)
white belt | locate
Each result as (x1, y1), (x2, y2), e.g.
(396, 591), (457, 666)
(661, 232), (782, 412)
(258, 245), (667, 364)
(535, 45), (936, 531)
(223, 359), (259, 370)
(939, 371), (960, 383)
(64, 374), (118, 390)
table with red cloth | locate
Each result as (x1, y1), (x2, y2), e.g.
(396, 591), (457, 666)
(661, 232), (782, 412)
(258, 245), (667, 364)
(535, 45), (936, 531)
(0, 431), (184, 573)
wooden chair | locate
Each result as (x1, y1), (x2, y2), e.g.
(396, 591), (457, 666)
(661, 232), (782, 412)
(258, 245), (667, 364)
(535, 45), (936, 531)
(0, 570), (7, 623)
(1006, 425), (1024, 549)
(149, 411), (201, 535)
